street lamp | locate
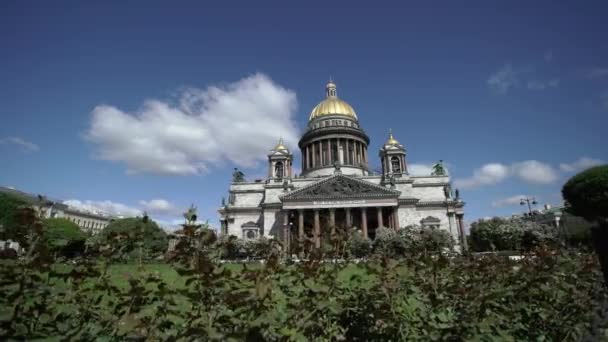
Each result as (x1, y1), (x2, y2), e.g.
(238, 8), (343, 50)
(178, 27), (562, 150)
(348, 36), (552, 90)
(288, 222), (294, 257)
(520, 197), (538, 216)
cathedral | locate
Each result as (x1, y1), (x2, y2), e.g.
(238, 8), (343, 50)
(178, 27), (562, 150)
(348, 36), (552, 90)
(219, 80), (466, 250)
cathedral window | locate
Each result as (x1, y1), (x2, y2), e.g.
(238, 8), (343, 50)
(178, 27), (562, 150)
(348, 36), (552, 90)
(275, 161), (284, 178)
(391, 156), (401, 173)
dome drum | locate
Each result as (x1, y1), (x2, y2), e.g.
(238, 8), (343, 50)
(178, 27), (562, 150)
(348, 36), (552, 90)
(298, 80), (370, 177)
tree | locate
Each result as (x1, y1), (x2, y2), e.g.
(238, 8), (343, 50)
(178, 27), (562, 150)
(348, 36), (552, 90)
(563, 165), (608, 284)
(398, 225), (454, 255)
(0, 193), (29, 242)
(560, 213), (593, 248)
(562, 165), (608, 223)
(96, 217), (168, 261)
(469, 217), (556, 252)
(469, 217), (508, 252)
(43, 218), (87, 257)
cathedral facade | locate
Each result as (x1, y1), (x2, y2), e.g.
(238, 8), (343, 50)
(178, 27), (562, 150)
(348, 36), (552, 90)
(219, 81), (466, 250)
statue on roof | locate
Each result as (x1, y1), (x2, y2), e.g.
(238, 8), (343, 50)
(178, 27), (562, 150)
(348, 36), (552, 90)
(333, 160), (342, 174)
(431, 160), (447, 176)
(232, 168), (245, 183)
(389, 175), (396, 189)
(443, 184), (452, 199)
(183, 205), (197, 225)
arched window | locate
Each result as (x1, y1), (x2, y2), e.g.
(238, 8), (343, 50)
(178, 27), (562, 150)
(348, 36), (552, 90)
(246, 230), (256, 239)
(391, 156), (401, 173)
(275, 161), (284, 178)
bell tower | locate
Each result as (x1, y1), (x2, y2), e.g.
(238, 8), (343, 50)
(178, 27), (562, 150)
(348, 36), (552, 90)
(379, 129), (408, 177)
(268, 138), (293, 180)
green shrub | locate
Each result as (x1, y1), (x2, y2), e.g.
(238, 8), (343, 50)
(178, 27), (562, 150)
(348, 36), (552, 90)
(373, 227), (404, 257)
(93, 217), (168, 261)
(469, 218), (557, 252)
(469, 217), (508, 251)
(347, 231), (372, 258)
(245, 237), (273, 259)
(399, 224), (455, 254)
(1, 212), (607, 340)
(43, 218), (87, 257)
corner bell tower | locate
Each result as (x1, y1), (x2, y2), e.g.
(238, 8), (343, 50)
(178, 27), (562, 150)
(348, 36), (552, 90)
(379, 130), (408, 177)
(268, 138), (293, 180)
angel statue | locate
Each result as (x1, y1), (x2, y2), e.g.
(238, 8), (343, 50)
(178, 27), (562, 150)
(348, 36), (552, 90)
(431, 160), (447, 176)
(232, 168), (246, 183)
(183, 205), (198, 225)
(443, 184), (452, 199)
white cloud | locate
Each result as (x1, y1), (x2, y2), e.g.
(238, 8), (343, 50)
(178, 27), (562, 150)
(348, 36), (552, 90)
(586, 68), (608, 79)
(492, 194), (529, 208)
(488, 63), (560, 94)
(63, 199), (142, 217)
(408, 163), (433, 176)
(0, 137), (39, 152)
(487, 64), (519, 94)
(139, 199), (175, 213)
(559, 157), (605, 173)
(453, 163), (510, 189)
(138, 199), (181, 215)
(454, 160), (558, 189)
(511, 160), (559, 184)
(86, 73), (299, 175)
(527, 79), (559, 90)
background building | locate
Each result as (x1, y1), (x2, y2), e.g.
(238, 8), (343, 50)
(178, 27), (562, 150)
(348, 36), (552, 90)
(0, 186), (112, 234)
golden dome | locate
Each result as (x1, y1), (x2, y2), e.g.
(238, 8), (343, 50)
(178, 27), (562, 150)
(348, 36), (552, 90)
(385, 130), (400, 145)
(273, 138), (288, 151)
(309, 81), (358, 121)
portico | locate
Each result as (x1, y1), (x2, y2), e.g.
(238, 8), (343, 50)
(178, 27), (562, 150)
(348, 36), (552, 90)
(279, 172), (401, 248)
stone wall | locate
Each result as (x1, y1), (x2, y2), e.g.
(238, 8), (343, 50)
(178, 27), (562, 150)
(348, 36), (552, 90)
(232, 192), (264, 207)
(263, 209), (279, 238)
(227, 211), (262, 238)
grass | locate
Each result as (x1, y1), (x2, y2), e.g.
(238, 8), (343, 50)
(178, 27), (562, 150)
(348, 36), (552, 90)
(102, 261), (374, 290)
(106, 263), (185, 289)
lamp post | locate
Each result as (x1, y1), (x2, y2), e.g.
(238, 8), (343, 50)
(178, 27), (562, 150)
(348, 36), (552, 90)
(288, 222), (294, 257)
(520, 197), (538, 216)
(288, 211), (295, 258)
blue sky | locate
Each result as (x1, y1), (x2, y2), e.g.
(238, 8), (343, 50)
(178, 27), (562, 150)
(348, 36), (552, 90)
(1, 1), (607, 229)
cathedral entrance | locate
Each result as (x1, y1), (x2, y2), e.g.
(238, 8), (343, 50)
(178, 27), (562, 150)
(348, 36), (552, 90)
(280, 205), (399, 254)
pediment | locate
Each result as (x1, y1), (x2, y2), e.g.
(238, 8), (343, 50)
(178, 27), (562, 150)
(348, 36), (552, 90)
(420, 216), (440, 223)
(281, 174), (400, 201)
